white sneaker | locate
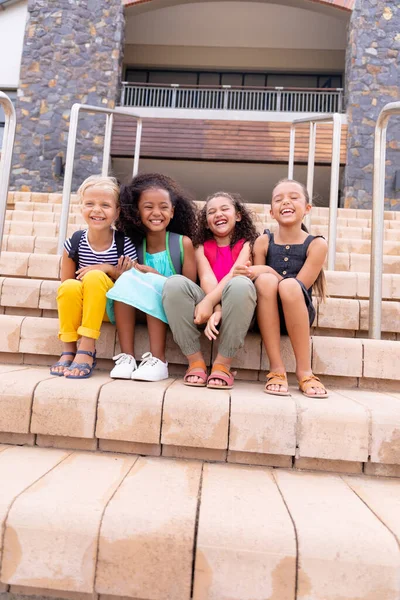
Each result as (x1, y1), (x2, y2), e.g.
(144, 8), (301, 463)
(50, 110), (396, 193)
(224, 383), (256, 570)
(131, 352), (169, 382)
(110, 353), (137, 379)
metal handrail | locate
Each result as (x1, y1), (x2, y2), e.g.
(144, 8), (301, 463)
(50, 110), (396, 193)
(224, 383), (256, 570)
(369, 101), (400, 339)
(288, 113), (342, 271)
(58, 103), (143, 254)
(0, 91), (16, 257)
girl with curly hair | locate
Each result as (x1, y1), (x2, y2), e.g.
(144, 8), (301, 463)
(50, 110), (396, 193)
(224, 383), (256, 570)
(163, 191), (258, 389)
(107, 173), (197, 381)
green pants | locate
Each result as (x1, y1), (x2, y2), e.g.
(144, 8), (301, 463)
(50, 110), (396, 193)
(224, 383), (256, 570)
(162, 275), (256, 358)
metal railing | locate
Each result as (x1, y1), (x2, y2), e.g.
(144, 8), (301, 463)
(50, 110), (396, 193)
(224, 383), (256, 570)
(121, 82), (344, 114)
(0, 91), (16, 257)
(288, 114), (342, 271)
(369, 101), (400, 340)
(58, 104), (143, 254)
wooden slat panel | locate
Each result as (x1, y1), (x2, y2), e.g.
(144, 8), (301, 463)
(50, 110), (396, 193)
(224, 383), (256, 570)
(111, 115), (348, 165)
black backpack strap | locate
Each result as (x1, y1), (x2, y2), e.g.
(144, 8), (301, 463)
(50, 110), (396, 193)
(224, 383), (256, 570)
(114, 230), (125, 258)
(68, 230), (85, 266)
(136, 240), (144, 264)
(167, 232), (183, 275)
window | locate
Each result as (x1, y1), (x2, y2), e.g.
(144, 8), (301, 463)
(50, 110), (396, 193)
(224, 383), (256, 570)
(0, 90), (17, 149)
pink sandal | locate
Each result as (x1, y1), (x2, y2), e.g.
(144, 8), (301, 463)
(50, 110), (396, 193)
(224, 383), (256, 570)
(183, 360), (208, 387)
(207, 363), (235, 390)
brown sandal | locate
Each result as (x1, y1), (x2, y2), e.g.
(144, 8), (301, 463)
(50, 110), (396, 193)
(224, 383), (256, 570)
(298, 374), (328, 398)
(183, 360), (208, 387)
(264, 372), (290, 396)
(207, 363), (235, 389)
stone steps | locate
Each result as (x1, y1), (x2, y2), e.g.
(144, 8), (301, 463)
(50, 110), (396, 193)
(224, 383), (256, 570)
(1, 445), (400, 600)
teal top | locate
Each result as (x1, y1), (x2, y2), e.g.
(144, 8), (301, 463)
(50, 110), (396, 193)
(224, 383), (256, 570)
(145, 250), (175, 278)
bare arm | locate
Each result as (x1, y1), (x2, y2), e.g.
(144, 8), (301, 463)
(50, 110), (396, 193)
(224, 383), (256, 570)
(60, 250), (77, 283)
(196, 245), (218, 294)
(203, 241), (251, 306)
(181, 236), (197, 282)
(249, 235), (282, 281)
(296, 237), (327, 289)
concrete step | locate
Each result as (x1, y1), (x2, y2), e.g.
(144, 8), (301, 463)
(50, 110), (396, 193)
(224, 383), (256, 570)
(1, 446), (400, 600)
(0, 253), (61, 279)
(3, 220), (83, 237)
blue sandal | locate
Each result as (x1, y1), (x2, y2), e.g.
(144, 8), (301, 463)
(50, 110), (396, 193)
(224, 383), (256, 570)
(64, 350), (97, 379)
(50, 352), (75, 376)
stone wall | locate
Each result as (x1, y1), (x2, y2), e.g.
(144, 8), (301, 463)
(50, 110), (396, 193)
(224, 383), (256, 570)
(344, 0), (400, 210)
(11, 0), (125, 192)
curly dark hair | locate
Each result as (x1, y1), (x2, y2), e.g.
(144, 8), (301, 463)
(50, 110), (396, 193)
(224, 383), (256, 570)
(116, 173), (198, 245)
(194, 191), (258, 249)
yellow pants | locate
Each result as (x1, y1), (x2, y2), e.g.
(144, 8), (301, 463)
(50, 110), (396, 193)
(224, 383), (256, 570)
(57, 270), (113, 342)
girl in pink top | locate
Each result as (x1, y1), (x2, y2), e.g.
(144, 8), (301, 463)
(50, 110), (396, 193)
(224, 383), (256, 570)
(163, 192), (258, 389)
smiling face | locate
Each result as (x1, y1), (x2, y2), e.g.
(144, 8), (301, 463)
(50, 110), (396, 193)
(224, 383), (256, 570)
(81, 187), (119, 230)
(206, 195), (241, 240)
(138, 188), (174, 232)
(270, 181), (311, 225)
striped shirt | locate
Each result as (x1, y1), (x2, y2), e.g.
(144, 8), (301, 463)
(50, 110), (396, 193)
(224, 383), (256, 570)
(64, 229), (137, 269)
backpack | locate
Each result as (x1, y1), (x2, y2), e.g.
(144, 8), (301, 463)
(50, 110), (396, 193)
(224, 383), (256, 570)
(68, 229), (125, 268)
(136, 231), (183, 275)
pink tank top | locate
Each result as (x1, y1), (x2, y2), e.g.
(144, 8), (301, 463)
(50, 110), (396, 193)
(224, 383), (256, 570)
(203, 238), (245, 282)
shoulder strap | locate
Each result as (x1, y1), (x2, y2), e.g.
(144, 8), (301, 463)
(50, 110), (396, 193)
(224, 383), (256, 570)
(68, 230), (85, 266)
(167, 231), (183, 274)
(136, 240), (144, 264)
(114, 230), (125, 258)
(263, 228), (273, 242)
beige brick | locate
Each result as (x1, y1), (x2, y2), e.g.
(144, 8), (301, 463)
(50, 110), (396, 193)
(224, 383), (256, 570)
(227, 450), (293, 468)
(338, 208), (358, 219)
(295, 388), (369, 461)
(5, 307), (42, 317)
(392, 275), (400, 300)
(19, 316), (61, 355)
(13, 202), (33, 211)
(337, 238), (372, 254)
(11, 210), (33, 222)
(229, 382), (296, 456)
(39, 280), (59, 310)
(31, 193), (49, 203)
(2, 452), (135, 592)
(213, 331), (261, 370)
(34, 236), (57, 254)
(275, 469), (400, 600)
(329, 252), (349, 271)
(0, 252), (29, 277)
(1, 278), (41, 309)
(261, 335), (300, 373)
(162, 380), (229, 450)
(31, 372), (111, 438)
(383, 255), (400, 275)
(3, 220), (10, 235)
(13, 192), (32, 203)
(325, 271), (357, 298)
(99, 439), (161, 456)
(7, 190), (14, 205)
(356, 272), (393, 299)
(364, 462), (400, 478)
(10, 586), (97, 600)
(96, 379), (171, 444)
(36, 434), (98, 452)
(97, 457), (202, 600)
(295, 456), (363, 474)
(0, 432), (35, 445)
(32, 211), (55, 222)
(162, 445), (227, 462)
(7, 234), (35, 253)
(363, 339), (400, 380)
(317, 297), (360, 330)
(0, 315), (24, 352)
(28, 254), (61, 279)
(312, 336), (363, 377)
(193, 464), (296, 600)
(33, 222), (58, 237)
(359, 300), (400, 333)
(335, 389), (400, 465)
(49, 193), (63, 204)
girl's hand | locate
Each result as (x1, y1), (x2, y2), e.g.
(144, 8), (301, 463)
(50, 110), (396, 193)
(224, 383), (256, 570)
(204, 308), (222, 341)
(76, 263), (112, 280)
(134, 263), (159, 275)
(233, 261), (253, 279)
(194, 297), (214, 325)
(114, 256), (135, 279)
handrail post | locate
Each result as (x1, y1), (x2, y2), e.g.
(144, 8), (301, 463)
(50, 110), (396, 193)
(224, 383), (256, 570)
(133, 118), (142, 177)
(102, 113), (113, 176)
(369, 101), (400, 339)
(288, 125), (295, 179)
(0, 91), (17, 258)
(305, 122), (316, 230)
(327, 114), (342, 270)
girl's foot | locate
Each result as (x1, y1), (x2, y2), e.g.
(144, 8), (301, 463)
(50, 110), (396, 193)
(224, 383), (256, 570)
(131, 352), (169, 382)
(50, 352), (75, 376)
(64, 350), (97, 379)
(207, 363), (235, 389)
(264, 372), (290, 396)
(184, 361), (207, 387)
(298, 373), (328, 398)
(110, 353), (137, 379)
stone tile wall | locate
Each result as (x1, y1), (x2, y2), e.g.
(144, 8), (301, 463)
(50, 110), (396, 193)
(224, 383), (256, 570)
(344, 0), (400, 210)
(10, 0), (125, 193)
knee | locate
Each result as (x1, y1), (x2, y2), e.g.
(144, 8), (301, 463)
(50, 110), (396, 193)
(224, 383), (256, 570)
(162, 275), (187, 301)
(278, 278), (302, 302)
(255, 273), (279, 296)
(57, 278), (81, 299)
(81, 269), (110, 288)
(224, 276), (256, 301)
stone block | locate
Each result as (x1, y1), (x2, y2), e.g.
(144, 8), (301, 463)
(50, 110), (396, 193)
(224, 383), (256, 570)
(49, 193), (63, 204)
(325, 271), (357, 298)
(295, 457), (363, 474)
(28, 254), (61, 279)
(329, 252), (350, 271)
(162, 380), (229, 449)
(11, 210), (33, 222)
(31, 372), (112, 438)
(360, 300), (400, 333)
(2, 452), (135, 592)
(1, 278), (41, 309)
(34, 236), (57, 255)
(213, 331), (261, 370)
(193, 464), (296, 600)
(317, 297), (360, 330)
(96, 379), (171, 444)
(19, 316), (61, 356)
(275, 469), (400, 600)
(392, 275), (400, 300)
(363, 339), (400, 380)
(39, 280), (59, 310)
(227, 451), (293, 468)
(357, 272), (393, 299)
(364, 462), (400, 478)
(36, 435), (98, 452)
(162, 445), (227, 462)
(33, 222), (58, 237)
(31, 193), (49, 203)
(9, 221), (34, 236)
(7, 235), (35, 253)
(12, 192), (32, 203)
(94, 322), (116, 359)
(99, 439), (161, 456)
(32, 211), (55, 222)
(0, 432), (35, 445)
(312, 336), (363, 377)
(97, 457), (202, 600)
(0, 252), (29, 277)
(295, 388), (369, 461)
(0, 315), (23, 352)
(229, 382), (296, 456)
(261, 335), (299, 373)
